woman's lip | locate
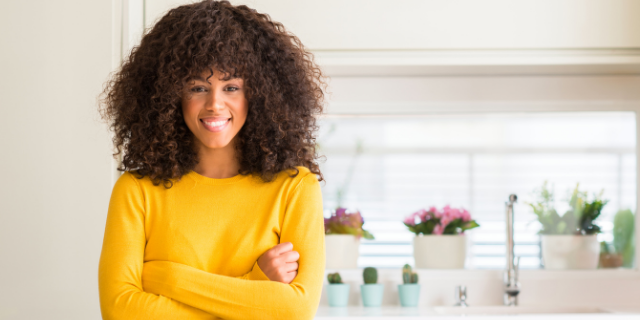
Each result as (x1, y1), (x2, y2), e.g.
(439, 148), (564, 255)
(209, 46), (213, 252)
(200, 118), (231, 132)
(201, 117), (231, 122)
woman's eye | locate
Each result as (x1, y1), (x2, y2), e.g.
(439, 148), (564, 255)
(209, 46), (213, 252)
(191, 87), (207, 93)
(225, 86), (240, 92)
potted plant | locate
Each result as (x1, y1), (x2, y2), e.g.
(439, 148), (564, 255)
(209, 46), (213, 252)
(324, 207), (374, 269)
(404, 205), (479, 269)
(360, 267), (384, 307)
(529, 182), (608, 269)
(599, 209), (635, 268)
(327, 272), (350, 307)
(397, 264), (420, 307)
(599, 242), (623, 268)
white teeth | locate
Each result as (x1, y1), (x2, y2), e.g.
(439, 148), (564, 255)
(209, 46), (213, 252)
(203, 120), (228, 127)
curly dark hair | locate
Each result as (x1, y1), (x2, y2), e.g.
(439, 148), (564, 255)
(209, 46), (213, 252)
(99, 0), (326, 188)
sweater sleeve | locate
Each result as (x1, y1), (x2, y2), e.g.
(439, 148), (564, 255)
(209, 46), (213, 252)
(98, 173), (264, 320)
(141, 172), (326, 320)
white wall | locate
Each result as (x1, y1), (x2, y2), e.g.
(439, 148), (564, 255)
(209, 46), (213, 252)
(0, 0), (116, 319)
(147, 0), (640, 50)
(322, 75), (640, 115)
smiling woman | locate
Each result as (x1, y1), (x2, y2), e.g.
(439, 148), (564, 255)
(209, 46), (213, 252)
(96, 1), (327, 319)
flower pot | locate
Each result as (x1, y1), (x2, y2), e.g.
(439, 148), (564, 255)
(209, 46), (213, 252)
(541, 235), (600, 269)
(327, 283), (350, 307)
(397, 284), (420, 307)
(360, 284), (384, 307)
(599, 253), (624, 269)
(413, 234), (466, 269)
(325, 234), (360, 269)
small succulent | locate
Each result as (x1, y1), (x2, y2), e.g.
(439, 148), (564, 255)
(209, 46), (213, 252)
(402, 264), (419, 284)
(363, 267), (378, 284)
(613, 209), (635, 267)
(327, 272), (343, 284)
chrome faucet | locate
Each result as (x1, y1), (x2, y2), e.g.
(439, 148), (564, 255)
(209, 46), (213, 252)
(504, 194), (520, 306)
(454, 285), (468, 307)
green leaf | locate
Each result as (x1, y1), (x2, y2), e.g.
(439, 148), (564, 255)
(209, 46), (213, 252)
(462, 220), (480, 231)
(362, 229), (375, 240)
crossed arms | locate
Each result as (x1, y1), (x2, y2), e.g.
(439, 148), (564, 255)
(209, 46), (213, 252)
(98, 172), (325, 320)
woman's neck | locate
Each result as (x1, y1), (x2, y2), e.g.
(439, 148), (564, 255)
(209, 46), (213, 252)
(193, 139), (241, 179)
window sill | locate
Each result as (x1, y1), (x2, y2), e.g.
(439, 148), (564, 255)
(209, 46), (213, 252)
(326, 268), (640, 281)
(321, 268), (640, 308)
(315, 306), (640, 319)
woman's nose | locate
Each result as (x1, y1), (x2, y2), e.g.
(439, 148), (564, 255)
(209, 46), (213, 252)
(205, 93), (225, 111)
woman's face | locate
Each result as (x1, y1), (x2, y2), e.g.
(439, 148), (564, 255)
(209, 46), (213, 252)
(181, 68), (248, 151)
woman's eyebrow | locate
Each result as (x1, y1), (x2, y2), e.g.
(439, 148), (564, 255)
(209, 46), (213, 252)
(186, 74), (241, 83)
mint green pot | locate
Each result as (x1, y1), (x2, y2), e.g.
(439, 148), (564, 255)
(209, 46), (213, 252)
(397, 284), (421, 307)
(360, 284), (384, 307)
(327, 284), (350, 307)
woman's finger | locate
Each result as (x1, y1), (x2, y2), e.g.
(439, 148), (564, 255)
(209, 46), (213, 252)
(280, 250), (300, 262)
(283, 261), (298, 272)
(271, 242), (293, 256)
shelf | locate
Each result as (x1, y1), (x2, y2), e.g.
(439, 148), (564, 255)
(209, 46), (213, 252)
(315, 306), (640, 319)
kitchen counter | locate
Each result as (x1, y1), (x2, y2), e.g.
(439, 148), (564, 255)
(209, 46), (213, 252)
(314, 306), (640, 319)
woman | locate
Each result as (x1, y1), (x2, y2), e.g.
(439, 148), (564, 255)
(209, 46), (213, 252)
(97, 1), (326, 319)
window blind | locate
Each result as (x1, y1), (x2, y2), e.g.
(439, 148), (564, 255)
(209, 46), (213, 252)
(318, 112), (636, 269)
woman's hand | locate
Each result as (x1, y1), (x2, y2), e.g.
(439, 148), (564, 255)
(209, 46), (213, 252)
(257, 242), (300, 284)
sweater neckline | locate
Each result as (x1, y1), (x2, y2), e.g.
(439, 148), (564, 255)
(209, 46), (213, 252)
(185, 170), (250, 186)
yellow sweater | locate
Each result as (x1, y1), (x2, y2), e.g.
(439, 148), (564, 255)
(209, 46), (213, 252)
(98, 166), (325, 320)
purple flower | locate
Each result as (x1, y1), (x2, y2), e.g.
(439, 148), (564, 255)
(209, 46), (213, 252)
(325, 207), (373, 239)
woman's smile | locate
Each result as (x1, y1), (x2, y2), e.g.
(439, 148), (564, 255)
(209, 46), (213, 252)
(200, 117), (231, 132)
(181, 68), (248, 151)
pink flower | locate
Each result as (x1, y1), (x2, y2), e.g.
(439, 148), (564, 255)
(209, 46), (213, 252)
(433, 207), (443, 219)
(433, 223), (445, 235)
(405, 205), (476, 236)
(404, 212), (417, 226)
(451, 208), (462, 220)
(440, 215), (452, 229)
(460, 209), (471, 222)
(416, 209), (428, 221)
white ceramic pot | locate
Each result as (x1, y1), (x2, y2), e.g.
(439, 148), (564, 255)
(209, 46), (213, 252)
(325, 234), (360, 269)
(541, 234), (600, 269)
(413, 234), (467, 269)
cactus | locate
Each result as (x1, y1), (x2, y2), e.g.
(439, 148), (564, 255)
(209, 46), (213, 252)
(363, 267), (378, 284)
(327, 272), (343, 284)
(402, 264), (419, 284)
(402, 264), (411, 284)
(613, 209), (635, 268)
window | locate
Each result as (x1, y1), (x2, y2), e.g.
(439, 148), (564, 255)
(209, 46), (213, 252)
(318, 112), (636, 269)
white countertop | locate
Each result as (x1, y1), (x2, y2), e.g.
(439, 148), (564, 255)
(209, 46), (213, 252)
(314, 306), (640, 319)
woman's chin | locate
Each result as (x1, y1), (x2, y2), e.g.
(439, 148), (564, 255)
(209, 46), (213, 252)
(198, 138), (233, 150)
(205, 143), (231, 150)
